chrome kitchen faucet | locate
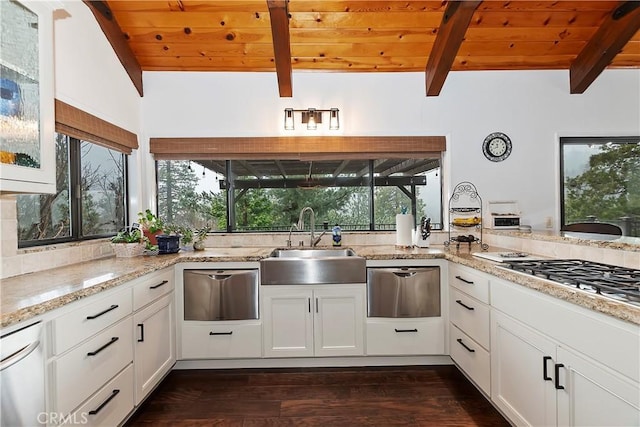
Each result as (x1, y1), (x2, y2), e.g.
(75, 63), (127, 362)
(297, 207), (326, 247)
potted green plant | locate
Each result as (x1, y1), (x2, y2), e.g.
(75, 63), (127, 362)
(193, 226), (211, 251)
(137, 209), (164, 245)
(110, 228), (144, 257)
(178, 226), (194, 249)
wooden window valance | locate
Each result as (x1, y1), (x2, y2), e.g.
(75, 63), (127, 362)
(149, 136), (446, 160)
(55, 99), (138, 154)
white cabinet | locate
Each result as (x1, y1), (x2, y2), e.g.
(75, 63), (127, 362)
(133, 294), (174, 405)
(0, 0), (55, 194)
(262, 285), (365, 358)
(52, 287), (132, 355)
(314, 287), (365, 357)
(557, 347), (640, 427)
(52, 317), (133, 416)
(181, 321), (262, 359)
(132, 269), (175, 405)
(491, 278), (640, 427)
(366, 317), (445, 356)
(448, 263), (491, 395)
(491, 310), (557, 426)
(449, 263), (490, 304)
(48, 268), (176, 426)
(262, 287), (313, 357)
(61, 364), (135, 427)
(49, 287), (134, 422)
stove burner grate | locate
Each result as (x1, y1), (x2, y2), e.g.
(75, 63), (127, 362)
(504, 259), (640, 303)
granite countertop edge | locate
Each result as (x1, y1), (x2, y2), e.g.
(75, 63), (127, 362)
(2, 246), (638, 329)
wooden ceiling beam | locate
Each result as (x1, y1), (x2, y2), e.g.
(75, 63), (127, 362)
(267, 0), (293, 97)
(83, 1), (143, 97)
(425, 0), (482, 96)
(570, 1), (640, 94)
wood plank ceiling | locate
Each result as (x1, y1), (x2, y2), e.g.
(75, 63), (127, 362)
(90, 1), (640, 97)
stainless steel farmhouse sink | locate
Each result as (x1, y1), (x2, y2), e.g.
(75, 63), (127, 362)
(269, 248), (357, 258)
(260, 248), (366, 285)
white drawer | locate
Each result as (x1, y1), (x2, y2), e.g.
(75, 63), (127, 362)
(450, 324), (490, 395)
(132, 268), (174, 311)
(53, 316), (133, 415)
(449, 263), (490, 304)
(449, 287), (490, 350)
(366, 318), (445, 356)
(53, 287), (132, 355)
(181, 321), (262, 359)
(62, 364), (134, 427)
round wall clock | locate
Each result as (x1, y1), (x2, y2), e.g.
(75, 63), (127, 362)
(482, 132), (512, 162)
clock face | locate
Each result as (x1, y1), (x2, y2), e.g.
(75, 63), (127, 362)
(483, 132), (512, 162)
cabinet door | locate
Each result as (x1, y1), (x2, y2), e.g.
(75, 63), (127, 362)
(491, 310), (557, 427)
(557, 347), (640, 427)
(133, 294), (175, 405)
(314, 286), (365, 357)
(0, 0), (55, 193)
(262, 287), (313, 357)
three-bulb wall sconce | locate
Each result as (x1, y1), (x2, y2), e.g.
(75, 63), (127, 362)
(284, 108), (340, 130)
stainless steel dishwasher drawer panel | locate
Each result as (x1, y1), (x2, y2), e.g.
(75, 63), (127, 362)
(183, 269), (259, 321)
(367, 267), (441, 318)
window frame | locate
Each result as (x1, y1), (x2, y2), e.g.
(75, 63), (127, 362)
(17, 134), (130, 248)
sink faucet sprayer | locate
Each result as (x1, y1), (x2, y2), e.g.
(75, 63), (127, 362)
(297, 207), (326, 247)
(287, 223), (299, 247)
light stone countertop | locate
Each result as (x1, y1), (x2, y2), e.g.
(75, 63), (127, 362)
(1, 245), (638, 329)
(486, 229), (640, 251)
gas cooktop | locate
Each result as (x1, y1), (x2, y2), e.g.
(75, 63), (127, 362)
(503, 259), (640, 306)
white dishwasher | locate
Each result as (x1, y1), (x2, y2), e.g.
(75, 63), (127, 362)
(0, 321), (45, 426)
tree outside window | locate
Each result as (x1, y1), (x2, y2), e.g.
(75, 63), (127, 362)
(561, 137), (640, 237)
(17, 133), (127, 246)
(156, 159), (441, 233)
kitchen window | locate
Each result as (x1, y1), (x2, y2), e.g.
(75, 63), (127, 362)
(560, 136), (640, 237)
(156, 159), (442, 232)
(16, 133), (128, 247)
(16, 101), (136, 247)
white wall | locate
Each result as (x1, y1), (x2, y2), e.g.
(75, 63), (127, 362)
(54, 0), (140, 132)
(54, 0), (143, 217)
(142, 69), (640, 230)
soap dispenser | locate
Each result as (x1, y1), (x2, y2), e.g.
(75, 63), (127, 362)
(332, 224), (342, 246)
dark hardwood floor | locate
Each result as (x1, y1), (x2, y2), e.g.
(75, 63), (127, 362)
(125, 365), (509, 426)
